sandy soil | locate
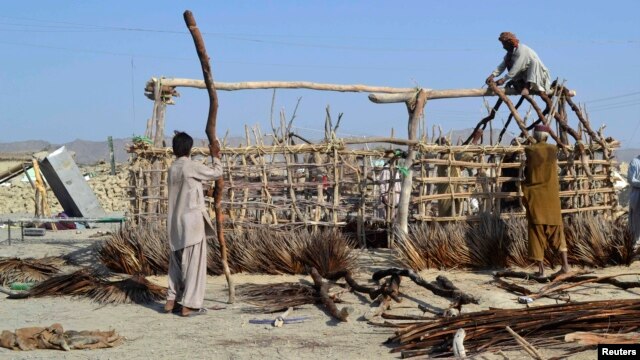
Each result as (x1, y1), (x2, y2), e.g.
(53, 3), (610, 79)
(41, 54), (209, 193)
(1, 225), (639, 359)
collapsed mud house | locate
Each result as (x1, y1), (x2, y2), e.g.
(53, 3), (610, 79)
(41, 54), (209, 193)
(127, 77), (621, 249)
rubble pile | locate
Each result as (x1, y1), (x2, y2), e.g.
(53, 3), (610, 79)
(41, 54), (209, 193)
(0, 163), (129, 215)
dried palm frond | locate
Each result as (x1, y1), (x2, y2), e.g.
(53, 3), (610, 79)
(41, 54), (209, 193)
(19, 268), (165, 305)
(99, 224), (168, 275)
(504, 215), (531, 267)
(237, 282), (317, 313)
(87, 275), (167, 304)
(396, 222), (471, 270)
(237, 279), (347, 314)
(101, 225), (358, 276)
(395, 212), (632, 270)
(0, 256), (64, 285)
(612, 214), (635, 265)
(297, 228), (358, 277)
(394, 226), (427, 271)
(564, 213), (634, 267)
(467, 213), (508, 267)
(224, 228), (306, 275)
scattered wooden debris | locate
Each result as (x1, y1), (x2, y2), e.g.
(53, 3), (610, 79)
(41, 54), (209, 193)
(494, 271), (640, 301)
(310, 267), (353, 322)
(379, 299), (640, 358)
(373, 268), (479, 305)
(565, 331), (640, 345)
(496, 270), (640, 290)
(505, 326), (544, 360)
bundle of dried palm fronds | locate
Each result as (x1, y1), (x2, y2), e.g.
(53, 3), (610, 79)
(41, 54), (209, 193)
(101, 225), (358, 276)
(10, 268), (166, 305)
(395, 222), (471, 270)
(565, 213), (634, 266)
(99, 224), (169, 275)
(208, 228), (305, 275)
(396, 213), (633, 270)
(237, 282), (318, 313)
(0, 257), (65, 286)
(297, 228), (358, 277)
(503, 215), (531, 267)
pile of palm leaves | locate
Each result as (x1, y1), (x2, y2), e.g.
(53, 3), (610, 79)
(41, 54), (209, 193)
(237, 282), (318, 313)
(100, 225), (358, 276)
(394, 222), (470, 270)
(99, 224), (169, 275)
(9, 268), (166, 304)
(0, 257), (65, 286)
(396, 213), (634, 270)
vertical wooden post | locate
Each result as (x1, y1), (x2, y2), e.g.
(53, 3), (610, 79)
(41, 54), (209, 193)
(359, 155), (368, 248)
(395, 89), (428, 237)
(332, 148), (339, 226)
(108, 136), (116, 176)
(152, 79), (166, 147)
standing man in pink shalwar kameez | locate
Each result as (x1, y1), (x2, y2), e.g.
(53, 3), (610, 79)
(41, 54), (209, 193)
(164, 132), (223, 317)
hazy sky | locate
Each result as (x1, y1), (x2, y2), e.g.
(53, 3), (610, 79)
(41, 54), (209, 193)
(1, 1), (639, 148)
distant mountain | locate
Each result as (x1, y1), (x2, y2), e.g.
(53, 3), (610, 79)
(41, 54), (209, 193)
(0, 140), (52, 153)
(0, 138), (131, 165)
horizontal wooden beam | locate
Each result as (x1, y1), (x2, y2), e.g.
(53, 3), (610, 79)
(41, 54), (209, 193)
(150, 77), (416, 94)
(149, 77), (577, 102)
(369, 88), (577, 103)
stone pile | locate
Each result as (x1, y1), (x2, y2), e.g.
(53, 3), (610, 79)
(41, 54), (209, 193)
(0, 162), (129, 215)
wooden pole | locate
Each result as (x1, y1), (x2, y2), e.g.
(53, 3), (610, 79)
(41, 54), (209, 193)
(183, 10), (234, 303)
(153, 78), (416, 93)
(108, 136), (116, 176)
(395, 89), (428, 235)
(369, 88), (576, 103)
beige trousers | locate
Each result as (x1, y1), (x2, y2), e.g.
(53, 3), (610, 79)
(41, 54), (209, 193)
(167, 239), (208, 309)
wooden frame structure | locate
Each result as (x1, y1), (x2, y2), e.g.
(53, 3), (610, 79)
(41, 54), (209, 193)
(128, 77), (619, 247)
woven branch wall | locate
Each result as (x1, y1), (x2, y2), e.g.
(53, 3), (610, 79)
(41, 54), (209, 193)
(127, 137), (618, 245)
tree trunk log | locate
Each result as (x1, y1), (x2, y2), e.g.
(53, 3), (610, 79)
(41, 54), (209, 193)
(183, 10), (235, 303)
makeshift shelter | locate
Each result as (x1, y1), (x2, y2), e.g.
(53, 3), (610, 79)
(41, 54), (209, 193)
(127, 77), (620, 247)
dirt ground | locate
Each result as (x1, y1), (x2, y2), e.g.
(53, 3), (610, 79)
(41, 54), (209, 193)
(1, 224), (639, 359)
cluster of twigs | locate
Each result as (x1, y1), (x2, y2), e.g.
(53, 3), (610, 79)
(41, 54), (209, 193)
(100, 225), (357, 276)
(0, 257), (65, 285)
(396, 213), (634, 270)
(8, 269), (166, 304)
(382, 299), (640, 358)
